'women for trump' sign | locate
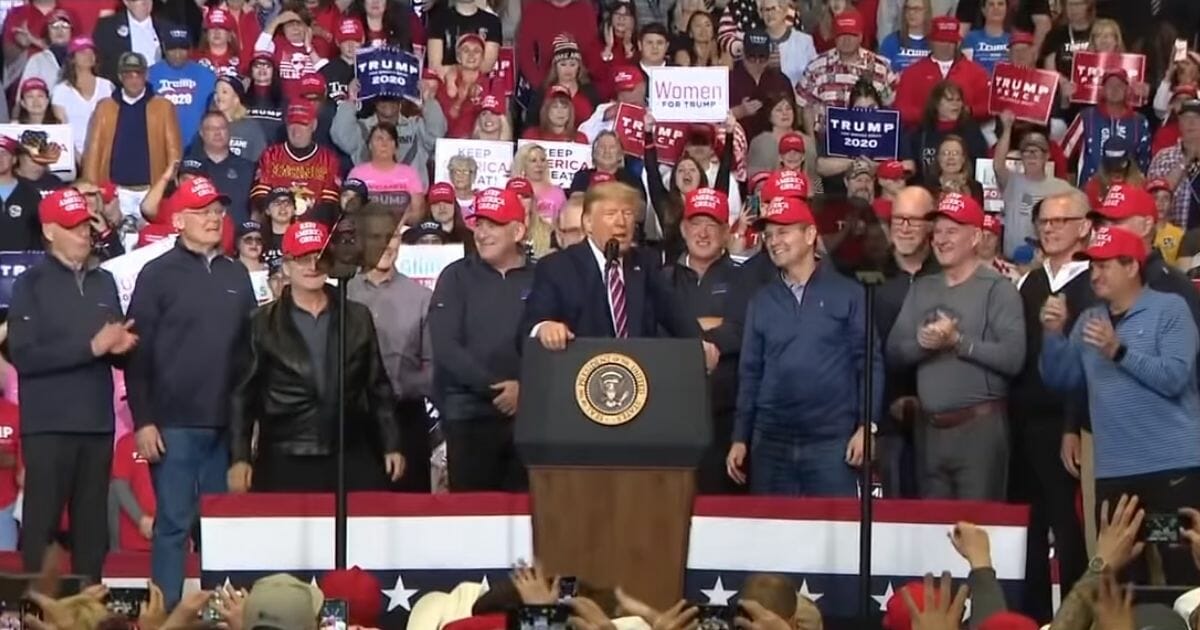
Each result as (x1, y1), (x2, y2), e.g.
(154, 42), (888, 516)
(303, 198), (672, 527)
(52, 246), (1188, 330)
(647, 67), (728, 123)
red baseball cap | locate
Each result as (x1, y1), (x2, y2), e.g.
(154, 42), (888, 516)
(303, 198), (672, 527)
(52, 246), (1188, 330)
(930, 16), (961, 43)
(833, 9), (863, 37)
(204, 7), (233, 29)
(286, 101), (317, 125)
(171, 176), (230, 211)
(930, 192), (985, 228)
(480, 93), (505, 115)
(761, 169), (810, 202)
(67, 36), (94, 55)
(0, 136), (18, 155)
(977, 612), (1040, 630)
(749, 170), (772, 193)
(755, 196), (815, 229)
(299, 73), (326, 99)
(428, 182), (455, 204)
(883, 581), (929, 630)
(335, 17), (364, 43)
(872, 197), (893, 222)
(877, 160), (907, 180)
(1076, 225), (1148, 264)
(320, 567), (382, 628)
(19, 78), (48, 96)
(1145, 177), (1172, 195)
(1094, 183), (1156, 220)
(1101, 68), (1130, 85)
(473, 188), (525, 225)
(456, 32), (485, 50)
(1009, 31), (1035, 46)
(982, 213), (1003, 236)
(506, 177), (534, 198)
(612, 67), (642, 93)
(99, 181), (117, 204)
(547, 85), (571, 101)
(282, 221), (329, 257)
(683, 187), (730, 224)
(39, 188), (90, 228)
(591, 171), (616, 185)
(778, 132), (805, 154)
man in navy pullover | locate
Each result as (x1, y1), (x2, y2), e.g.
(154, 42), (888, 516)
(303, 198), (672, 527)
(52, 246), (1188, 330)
(726, 195), (882, 497)
(125, 177), (256, 608)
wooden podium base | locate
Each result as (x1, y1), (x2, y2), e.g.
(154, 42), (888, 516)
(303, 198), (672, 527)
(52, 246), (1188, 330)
(528, 467), (695, 610)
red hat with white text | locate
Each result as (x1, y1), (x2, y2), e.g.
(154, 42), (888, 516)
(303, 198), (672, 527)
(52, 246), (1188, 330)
(428, 182), (456, 204)
(506, 177), (534, 199)
(282, 221), (330, 258)
(683, 187), (730, 224)
(778, 132), (805, 154)
(930, 192), (985, 228)
(761, 169), (810, 201)
(982, 213), (1003, 236)
(1093, 183), (1156, 220)
(171, 176), (230, 211)
(930, 16), (961, 44)
(754, 196), (815, 229)
(473, 188), (525, 225)
(1075, 225), (1147, 264)
(612, 67), (642, 93)
(335, 17), (365, 43)
(39, 188), (90, 228)
(833, 9), (863, 38)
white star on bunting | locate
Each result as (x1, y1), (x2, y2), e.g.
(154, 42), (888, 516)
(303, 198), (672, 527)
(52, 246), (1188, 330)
(382, 574), (419, 612)
(480, 575), (491, 594)
(797, 579), (823, 603)
(871, 582), (895, 611)
(700, 577), (738, 605)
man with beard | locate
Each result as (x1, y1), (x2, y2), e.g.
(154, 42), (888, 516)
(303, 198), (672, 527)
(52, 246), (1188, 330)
(887, 192), (1025, 500)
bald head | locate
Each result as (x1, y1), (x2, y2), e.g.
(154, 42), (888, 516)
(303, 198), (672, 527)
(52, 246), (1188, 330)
(894, 186), (935, 216)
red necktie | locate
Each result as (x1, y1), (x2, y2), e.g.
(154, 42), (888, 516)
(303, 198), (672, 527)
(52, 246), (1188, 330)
(606, 262), (628, 338)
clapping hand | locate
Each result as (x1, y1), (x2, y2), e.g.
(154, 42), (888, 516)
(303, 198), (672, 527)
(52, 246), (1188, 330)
(1040, 294), (1068, 334)
(1082, 314), (1120, 360)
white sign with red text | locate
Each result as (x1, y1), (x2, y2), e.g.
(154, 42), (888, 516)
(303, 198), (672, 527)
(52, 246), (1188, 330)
(516, 140), (592, 189)
(434, 139), (514, 190)
(647, 67), (728, 123)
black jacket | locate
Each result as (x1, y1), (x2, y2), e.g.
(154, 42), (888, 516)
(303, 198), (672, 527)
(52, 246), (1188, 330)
(92, 10), (176, 82)
(0, 178), (47, 251)
(664, 254), (746, 414)
(126, 242), (257, 430)
(8, 255), (125, 434)
(229, 285), (400, 463)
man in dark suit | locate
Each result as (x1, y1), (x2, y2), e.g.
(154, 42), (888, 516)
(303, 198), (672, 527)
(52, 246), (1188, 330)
(521, 181), (711, 363)
(93, 0), (175, 82)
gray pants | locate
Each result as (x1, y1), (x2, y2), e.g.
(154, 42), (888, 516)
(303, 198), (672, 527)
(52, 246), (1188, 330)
(914, 409), (1009, 500)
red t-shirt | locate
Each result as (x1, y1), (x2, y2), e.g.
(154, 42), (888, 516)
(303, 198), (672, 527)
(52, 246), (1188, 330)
(272, 37), (321, 101)
(0, 401), (20, 509)
(112, 432), (154, 552)
(193, 49), (247, 78)
(521, 128), (588, 144)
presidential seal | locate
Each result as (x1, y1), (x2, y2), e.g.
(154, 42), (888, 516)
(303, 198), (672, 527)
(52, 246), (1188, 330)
(575, 353), (648, 426)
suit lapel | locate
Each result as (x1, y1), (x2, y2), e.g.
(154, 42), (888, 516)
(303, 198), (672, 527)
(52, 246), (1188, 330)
(623, 254), (646, 338)
(569, 243), (614, 335)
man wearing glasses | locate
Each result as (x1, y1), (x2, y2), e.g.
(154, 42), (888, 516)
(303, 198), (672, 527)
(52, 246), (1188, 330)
(1008, 189), (1092, 622)
(125, 176), (257, 609)
(993, 111), (1073, 259)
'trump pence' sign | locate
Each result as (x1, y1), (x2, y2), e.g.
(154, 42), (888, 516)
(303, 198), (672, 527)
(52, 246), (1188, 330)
(647, 67), (728, 123)
(434, 139), (515, 189)
(516, 140), (592, 189)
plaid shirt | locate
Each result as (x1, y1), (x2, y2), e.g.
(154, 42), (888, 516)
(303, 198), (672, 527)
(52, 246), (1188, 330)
(794, 48), (897, 110)
(1148, 143), (1200, 227)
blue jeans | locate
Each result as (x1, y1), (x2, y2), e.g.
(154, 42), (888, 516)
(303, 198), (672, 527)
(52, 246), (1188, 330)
(150, 428), (228, 609)
(749, 434), (859, 497)
(0, 503), (17, 551)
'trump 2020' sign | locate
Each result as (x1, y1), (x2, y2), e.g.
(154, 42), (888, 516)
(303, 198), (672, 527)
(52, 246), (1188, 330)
(824, 107), (900, 160)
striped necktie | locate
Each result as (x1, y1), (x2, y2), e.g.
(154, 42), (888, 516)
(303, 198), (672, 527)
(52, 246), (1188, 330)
(606, 262), (629, 338)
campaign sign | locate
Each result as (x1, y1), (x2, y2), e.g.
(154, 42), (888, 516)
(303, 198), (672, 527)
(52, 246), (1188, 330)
(653, 123), (690, 166)
(396, 244), (466, 290)
(0, 251), (44, 308)
(355, 46), (421, 104)
(614, 103), (647, 159)
(989, 63), (1059, 124)
(824, 107), (900, 160)
(647, 67), (728, 123)
(101, 235), (178, 313)
(0, 124), (75, 179)
(1069, 51), (1147, 105)
(516, 140), (592, 189)
(434, 139), (514, 189)
(488, 47), (516, 98)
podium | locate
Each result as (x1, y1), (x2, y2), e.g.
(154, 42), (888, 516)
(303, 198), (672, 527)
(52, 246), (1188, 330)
(516, 338), (711, 609)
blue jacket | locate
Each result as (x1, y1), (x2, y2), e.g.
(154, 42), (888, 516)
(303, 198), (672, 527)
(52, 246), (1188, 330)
(1041, 288), (1200, 478)
(1063, 104), (1151, 186)
(735, 263), (884, 443)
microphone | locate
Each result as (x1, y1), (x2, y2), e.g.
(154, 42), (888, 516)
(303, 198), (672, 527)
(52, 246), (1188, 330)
(604, 238), (620, 268)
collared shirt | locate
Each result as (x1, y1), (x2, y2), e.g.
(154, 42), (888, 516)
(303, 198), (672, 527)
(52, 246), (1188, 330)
(347, 271), (433, 401)
(780, 270), (805, 306)
(290, 302), (330, 395)
(1018, 259), (1090, 292)
(794, 47), (897, 109)
(1148, 143), (1200, 228)
(588, 238), (625, 333)
(128, 16), (160, 66)
(121, 88), (147, 105)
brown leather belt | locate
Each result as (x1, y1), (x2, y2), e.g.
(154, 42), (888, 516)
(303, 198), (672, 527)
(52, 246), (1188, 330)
(928, 398), (1007, 429)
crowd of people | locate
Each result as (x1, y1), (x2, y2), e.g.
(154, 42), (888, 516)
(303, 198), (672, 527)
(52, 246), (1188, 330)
(0, 0), (1196, 626)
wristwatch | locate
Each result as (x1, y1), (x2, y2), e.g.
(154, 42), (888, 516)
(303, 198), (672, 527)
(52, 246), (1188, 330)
(1113, 343), (1127, 363)
(1087, 556), (1107, 574)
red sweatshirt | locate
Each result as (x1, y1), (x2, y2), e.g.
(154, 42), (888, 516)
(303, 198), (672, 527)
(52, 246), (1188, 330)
(251, 142), (343, 215)
(894, 55), (991, 128)
(112, 432), (154, 552)
(516, 0), (603, 89)
(0, 401), (20, 509)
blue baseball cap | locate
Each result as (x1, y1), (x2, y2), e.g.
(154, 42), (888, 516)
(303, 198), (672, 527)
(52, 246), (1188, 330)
(164, 27), (191, 50)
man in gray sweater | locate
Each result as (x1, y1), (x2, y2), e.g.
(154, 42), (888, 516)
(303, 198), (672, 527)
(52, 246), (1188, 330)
(887, 190), (1026, 501)
(330, 80), (447, 189)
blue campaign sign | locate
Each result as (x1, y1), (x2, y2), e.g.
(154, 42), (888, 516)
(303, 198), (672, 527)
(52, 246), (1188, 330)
(0, 251), (44, 308)
(355, 46), (421, 104)
(824, 107), (901, 160)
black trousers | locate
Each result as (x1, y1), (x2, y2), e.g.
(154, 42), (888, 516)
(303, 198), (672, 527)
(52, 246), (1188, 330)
(1095, 466), (1200, 585)
(444, 414), (526, 492)
(392, 399), (432, 493)
(254, 445), (390, 492)
(21, 433), (113, 582)
(1009, 416), (1087, 622)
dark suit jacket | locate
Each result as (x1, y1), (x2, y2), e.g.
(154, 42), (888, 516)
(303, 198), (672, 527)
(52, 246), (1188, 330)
(520, 241), (699, 341)
(92, 10), (176, 82)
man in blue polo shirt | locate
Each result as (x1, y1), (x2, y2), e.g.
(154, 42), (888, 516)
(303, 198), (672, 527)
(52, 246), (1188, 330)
(185, 112), (254, 224)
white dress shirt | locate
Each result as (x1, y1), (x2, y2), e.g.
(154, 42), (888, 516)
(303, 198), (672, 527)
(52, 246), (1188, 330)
(128, 16), (161, 66)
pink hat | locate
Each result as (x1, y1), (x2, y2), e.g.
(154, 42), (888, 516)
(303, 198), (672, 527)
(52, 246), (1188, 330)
(204, 7), (233, 29)
(67, 36), (94, 55)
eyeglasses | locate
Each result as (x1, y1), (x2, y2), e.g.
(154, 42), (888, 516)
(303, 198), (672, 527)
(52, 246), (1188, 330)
(891, 216), (929, 228)
(450, 168), (476, 175)
(1036, 216), (1085, 228)
(241, 235), (263, 244)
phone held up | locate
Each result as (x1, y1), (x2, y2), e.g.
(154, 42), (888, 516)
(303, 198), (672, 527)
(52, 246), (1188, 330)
(106, 587), (149, 619)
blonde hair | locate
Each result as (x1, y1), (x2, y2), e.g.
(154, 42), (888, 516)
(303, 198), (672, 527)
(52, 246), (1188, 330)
(512, 144), (549, 183)
(1088, 19), (1125, 53)
(582, 181), (645, 219)
(471, 111), (513, 141)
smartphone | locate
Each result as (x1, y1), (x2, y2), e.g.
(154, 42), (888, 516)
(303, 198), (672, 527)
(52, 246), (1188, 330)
(0, 602), (22, 630)
(557, 577), (577, 602)
(319, 599), (348, 630)
(511, 605), (568, 630)
(1175, 38), (1189, 63)
(697, 604), (736, 630)
(1145, 513), (1183, 543)
(746, 194), (761, 220)
(106, 587), (148, 619)
(200, 591), (223, 623)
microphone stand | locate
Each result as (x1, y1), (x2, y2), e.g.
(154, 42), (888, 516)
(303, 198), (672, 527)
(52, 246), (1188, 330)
(855, 271), (883, 624)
